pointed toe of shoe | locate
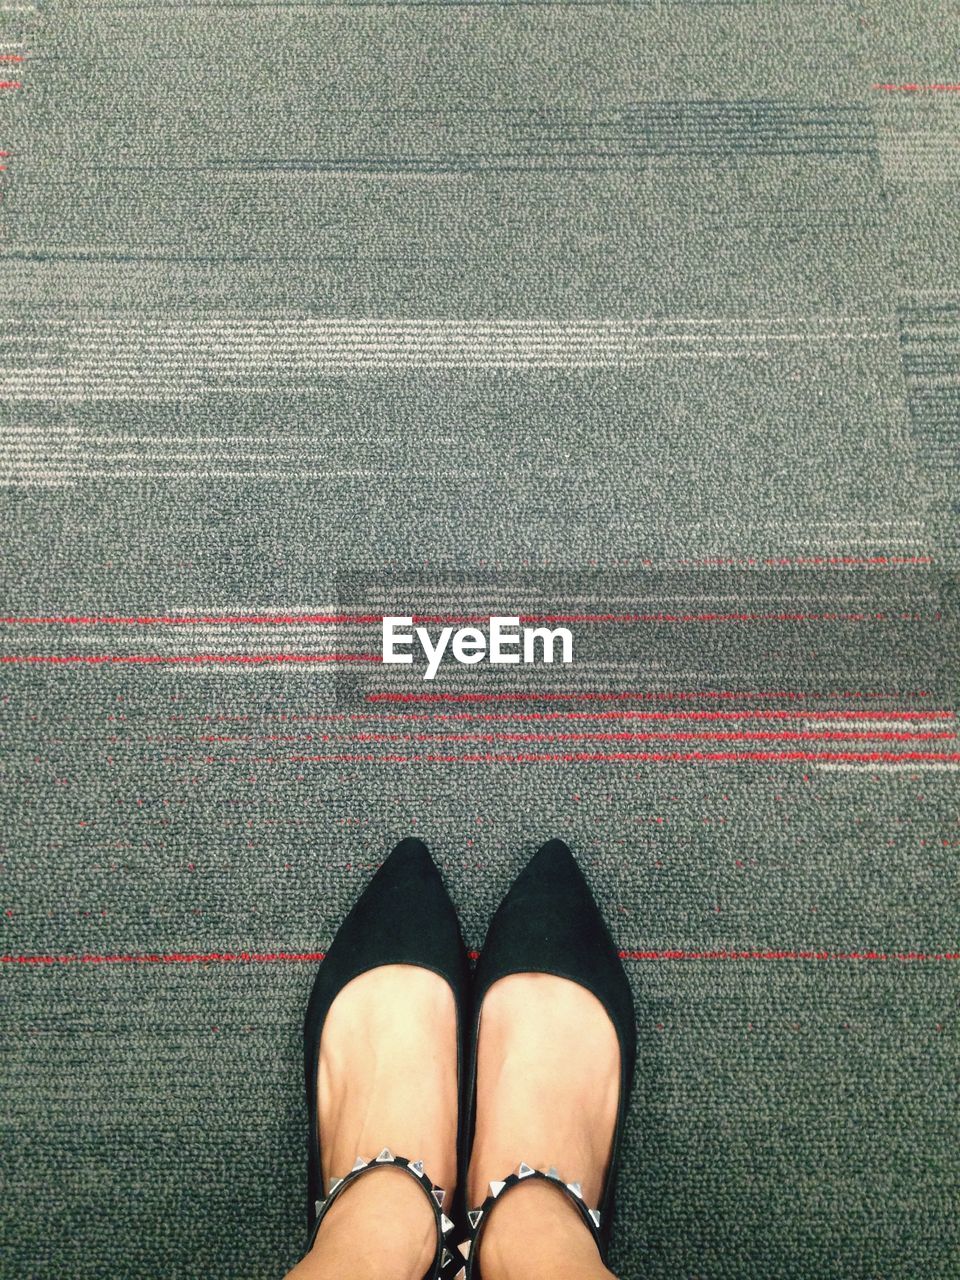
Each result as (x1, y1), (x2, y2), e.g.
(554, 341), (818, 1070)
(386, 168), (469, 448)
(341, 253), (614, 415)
(383, 834), (432, 867)
(497, 837), (603, 938)
(526, 836), (577, 871)
(328, 836), (465, 975)
(519, 837), (584, 894)
(351, 836), (449, 919)
(367, 835), (435, 891)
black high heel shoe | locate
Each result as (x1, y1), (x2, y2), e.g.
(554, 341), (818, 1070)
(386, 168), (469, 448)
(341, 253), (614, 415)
(456, 838), (636, 1277)
(302, 836), (470, 1280)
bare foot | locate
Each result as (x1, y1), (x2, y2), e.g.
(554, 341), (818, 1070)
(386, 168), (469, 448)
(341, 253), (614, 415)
(466, 973), (621, 1280)
(287, 964), (458, 1280)
(317, 964), (458, 1195)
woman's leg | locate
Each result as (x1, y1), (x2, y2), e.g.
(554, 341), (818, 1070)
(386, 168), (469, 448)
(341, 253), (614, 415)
(284, 1167), (437, 1280)
(467, 972), (623, 1280)
(471, 1181), (617, 1280)
(285, 964), (459, 1280)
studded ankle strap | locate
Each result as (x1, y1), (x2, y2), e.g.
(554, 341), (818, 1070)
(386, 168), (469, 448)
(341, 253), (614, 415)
(456, 1162), (603, 1279)
(306, 1148), (461, 1280)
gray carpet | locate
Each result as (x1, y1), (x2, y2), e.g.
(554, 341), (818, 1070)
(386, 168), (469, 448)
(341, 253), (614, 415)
(2, 2), (958, 1277)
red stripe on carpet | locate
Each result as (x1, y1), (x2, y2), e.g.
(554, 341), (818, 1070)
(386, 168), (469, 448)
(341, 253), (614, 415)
(0, 612), (940, 625)
(0, 653), (379, 665)
(873, 82), (960, 91)
(2, 949), (957, 966)
(205, 710), (955, 723)
(367, 691), (936, 703)
(341, 731), (954, 743)
(287, 750), (960, 764)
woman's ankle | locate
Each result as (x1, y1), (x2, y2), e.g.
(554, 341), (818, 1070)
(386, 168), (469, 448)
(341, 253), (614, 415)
(287, 1166), (438, 1280)
(474, 1180), (614, 1280)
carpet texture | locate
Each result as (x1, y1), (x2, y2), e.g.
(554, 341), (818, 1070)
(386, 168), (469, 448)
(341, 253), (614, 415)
(1, 2), (958, 1278)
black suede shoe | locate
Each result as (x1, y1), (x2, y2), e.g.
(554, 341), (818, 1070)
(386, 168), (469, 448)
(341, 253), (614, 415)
(302, 836), (470, 1280)
(457, 838), (636, 1275)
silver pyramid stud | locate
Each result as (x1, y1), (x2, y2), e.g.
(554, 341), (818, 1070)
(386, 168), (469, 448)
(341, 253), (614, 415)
(489, 1179), (506, 1198)
(458, 1239), (472, 1257)
(588, 1208), (601, 1229)
(328, 1177), (343, 1195)
(517, 1161), (535, 1178)
(407, 1159), (424, 1177)
(546, 1166), (561, 1180)
(566, 1181), (583, 1199)
(467, 1208), (483, 1229)
(455, 1270), (466, 1280)
(432, 1186), (445, 1208)
(352, 1156), (366, 1171)
(441, 1213), (455, 1235)
(441, 1249), (453, 1268)
(375, 1147), (394, 1163)
(314, 1199), (322, 1216)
